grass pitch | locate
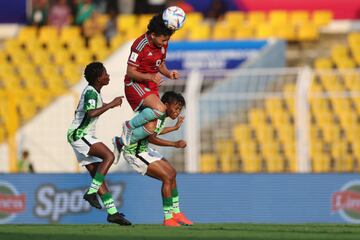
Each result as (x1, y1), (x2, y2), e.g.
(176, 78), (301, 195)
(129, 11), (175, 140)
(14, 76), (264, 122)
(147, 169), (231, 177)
(1, 224), (360, 240)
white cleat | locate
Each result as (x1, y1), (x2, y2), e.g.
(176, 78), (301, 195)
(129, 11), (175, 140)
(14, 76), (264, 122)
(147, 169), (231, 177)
(112, 136), (123, 164)
(121, 121), (133, 146)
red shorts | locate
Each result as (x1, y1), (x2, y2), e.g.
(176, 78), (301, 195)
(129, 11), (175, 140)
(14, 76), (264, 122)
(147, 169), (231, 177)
(124, 81), (159, 111)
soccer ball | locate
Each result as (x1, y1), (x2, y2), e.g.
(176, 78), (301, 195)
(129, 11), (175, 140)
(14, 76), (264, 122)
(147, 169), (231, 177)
(162, 6), (186, 30)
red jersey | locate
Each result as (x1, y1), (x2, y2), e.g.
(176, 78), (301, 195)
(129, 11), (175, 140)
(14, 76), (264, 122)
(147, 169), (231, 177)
(125, 33), (168, 91)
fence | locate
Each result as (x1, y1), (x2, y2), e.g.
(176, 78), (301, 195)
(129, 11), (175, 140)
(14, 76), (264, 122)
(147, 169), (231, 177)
(159, 67), (360, 173)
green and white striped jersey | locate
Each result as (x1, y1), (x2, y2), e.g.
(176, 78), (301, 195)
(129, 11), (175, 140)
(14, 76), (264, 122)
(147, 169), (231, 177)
(67, 85), (103, 143)
(124, 115), (166, 155)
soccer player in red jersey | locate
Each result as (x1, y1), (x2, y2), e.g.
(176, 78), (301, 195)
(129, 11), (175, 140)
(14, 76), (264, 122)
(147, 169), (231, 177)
(119, 13), (180, 147)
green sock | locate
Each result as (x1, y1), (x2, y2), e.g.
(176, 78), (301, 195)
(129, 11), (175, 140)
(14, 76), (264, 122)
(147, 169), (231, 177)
(129, 108), (164, 129)
(100, 192), (117, 215)
(87, 173), (105, 194)
(163, 197), (173, 220)
(172, 188), (180, 214)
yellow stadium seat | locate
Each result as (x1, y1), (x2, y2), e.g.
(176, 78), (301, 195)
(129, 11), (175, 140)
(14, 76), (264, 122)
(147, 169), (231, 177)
(334, 58), (356, 69)
(52, 49), (71, 66)
(247, 11), (266, 27)
(200, 153), (217, 173)
(256, 23), (275, 39)
(268, 10), (288, 26)
(219, 153), (238, 172)
(248, 109), (267, 126)
(224, 11), (245, 28)
(314, 57), (333, 69)
(89, 35), (107, 50)
(171, 27), (188, 41)
(73, 49), (93, 66)
(290, 11), (309, 26)
(62, 64), (82, 86)
(125, 27), (144, 40)
(312, 152), (331, 173)
(60, 26), (81, 47)
(38, 26), (59, 45)
(31, 50), (50, 65)
(97, 14), (110, 28)
(297, 23), (319, 41)
(110, 33), (126, 50)
(17, 26), (38, 41)
(232, 123), (252, 141)
(183, 12), (203, 30)
(275, 25), (296, 41)
(265, 154), (284, 172)
(313, 10), (333, 27)
(0, 51), (8, 65)
(331, 44), (348, 59)
(4, 39), (22, 51)
(216, 139), (235, 156)
(188, 24), (211, 41)
(91, 48), (110, 61)
(212, 22), (233, 40)
(241, 153), (261, 172)
(348, 32), (360, 50)
(234, 26), (254, 39)
(138, 14), (153, 31)
(117, 14), (137, 33)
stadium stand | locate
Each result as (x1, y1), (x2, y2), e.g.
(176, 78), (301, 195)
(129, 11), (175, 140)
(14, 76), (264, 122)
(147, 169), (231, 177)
(3, 8), (360, 174)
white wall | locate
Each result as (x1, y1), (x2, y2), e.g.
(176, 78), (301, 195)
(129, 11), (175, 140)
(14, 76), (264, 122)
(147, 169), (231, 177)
(0, 41), (135, 173)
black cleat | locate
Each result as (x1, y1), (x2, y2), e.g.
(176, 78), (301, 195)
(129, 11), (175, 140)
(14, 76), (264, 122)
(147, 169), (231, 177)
(107, 212), (132, 226)
(83, 192), (102, 209)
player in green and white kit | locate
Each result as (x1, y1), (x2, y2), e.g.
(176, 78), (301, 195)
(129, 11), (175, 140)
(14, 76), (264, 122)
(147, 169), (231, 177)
(113, 91), (193, 227)
(67, 62), (131, 225)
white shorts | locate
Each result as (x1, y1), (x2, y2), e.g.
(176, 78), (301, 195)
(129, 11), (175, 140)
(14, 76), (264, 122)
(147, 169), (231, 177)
(123, 148), (163, 175)
(70, 135), (102, 166)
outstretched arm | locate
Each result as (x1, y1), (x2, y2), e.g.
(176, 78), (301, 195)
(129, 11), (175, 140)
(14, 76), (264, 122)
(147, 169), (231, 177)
(148, 133), (186, 148)
(86, 96), (123, 118)
(159, 116), (184, 135)
(127, 65), (162, 84)
(159, 61), (179, 80)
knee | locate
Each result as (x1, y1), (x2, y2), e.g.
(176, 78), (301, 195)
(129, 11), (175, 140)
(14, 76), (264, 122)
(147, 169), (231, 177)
(153, 102), (166, 113)
(170, 170), (177, 181)
(104, 153), (115, 164)
(162, 173), (173, 185)
(144, 120), (157, 133)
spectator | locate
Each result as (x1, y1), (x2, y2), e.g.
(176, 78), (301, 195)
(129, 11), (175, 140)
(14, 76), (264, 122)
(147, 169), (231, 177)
(75, 0), (95, 25)
(147, 0), (167, 14)
(48, 0), (72, 30)
(104, 9), (118, 47)
(18, 150), (35, 173)
(82, 11), (103, 46)
(117, 0), (135, 14)
(29, 0), (48, 27)
(134, 0), (166, 14)
(204, 0), (227, 23)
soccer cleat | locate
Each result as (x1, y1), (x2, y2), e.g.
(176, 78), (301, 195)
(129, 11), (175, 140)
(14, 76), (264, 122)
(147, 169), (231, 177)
(112, 136), (123, 164)
(107, 212), (132, 226)
(163, 217), (181, 227)
(83, 192), (102, 209)
(173, 212), (193, 226)
(121, 121), (133, 146)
